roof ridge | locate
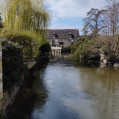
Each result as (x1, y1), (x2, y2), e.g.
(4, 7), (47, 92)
(46, 29), (79, 39)
(47, 29), (79, 30)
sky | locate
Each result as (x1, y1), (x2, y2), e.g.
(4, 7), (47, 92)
(0, 0), (106, 34)
(45, 0), (106, 34)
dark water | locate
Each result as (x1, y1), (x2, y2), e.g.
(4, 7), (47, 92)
(8, 55), (119, 119)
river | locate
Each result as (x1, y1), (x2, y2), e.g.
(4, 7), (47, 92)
(8, 55), (119, 119)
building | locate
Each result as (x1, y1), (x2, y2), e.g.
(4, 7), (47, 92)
(46, 29), (79, 46)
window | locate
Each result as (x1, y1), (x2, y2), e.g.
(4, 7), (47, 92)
(52, 33), (58, 39)
(68, 33), (74, 39)
(59, 41), (64, 46)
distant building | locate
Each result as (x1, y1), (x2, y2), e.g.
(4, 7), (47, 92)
(46, 29), (79, 46)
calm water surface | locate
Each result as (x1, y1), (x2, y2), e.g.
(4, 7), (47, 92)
(8, 55), (119, 119)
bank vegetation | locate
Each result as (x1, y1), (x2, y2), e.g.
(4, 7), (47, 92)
(72, 0), (119, 69)
(0, 0), (51, 118)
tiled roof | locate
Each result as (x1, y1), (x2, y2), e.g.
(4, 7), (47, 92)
(46, 29), (79, 39)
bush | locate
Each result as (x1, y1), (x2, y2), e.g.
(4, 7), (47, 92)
(2, 38), (24, 93)
(71, 37), (86, 52)
(72, 35), (119, 62)
(2, 31), (48, 59)
(39, 43), (51, 53)
(61, 46), (71, 53)
(100, 36), (119, 63)
(72, 37), (92, 56)
(72, 37), (101, 60)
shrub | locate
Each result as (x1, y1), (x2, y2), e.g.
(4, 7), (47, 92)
(2, 38), (24, 93)
(2, 31), (48, 59)
(72, 35), (119, 62)
(61, 46), (71, 53)
(71, 37), (86, 52)
(72, 37), (101, 60)
(100, 36), (119, 63)
(72, 37), (92, 56)
(39, 43), (51, 53)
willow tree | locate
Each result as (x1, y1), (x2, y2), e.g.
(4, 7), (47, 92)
(3, 0), (49, 31)
(2, 0), (50, 59)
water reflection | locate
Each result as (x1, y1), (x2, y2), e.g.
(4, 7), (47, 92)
(79, 67), (119, 119)
(8, 56), (119, 119)
(8, 68), (48, 119)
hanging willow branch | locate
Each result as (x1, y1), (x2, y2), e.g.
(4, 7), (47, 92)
(3, 0), (50, 32)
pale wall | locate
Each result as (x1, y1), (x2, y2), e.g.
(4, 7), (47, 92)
(47, 38), (77, 46)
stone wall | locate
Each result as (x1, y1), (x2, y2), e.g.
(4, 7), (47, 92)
(0, 71), (25, 119)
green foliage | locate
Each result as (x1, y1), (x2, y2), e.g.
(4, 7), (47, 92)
(2, 31), (49, 59)
(73, 36), (119, 62)
(2, 38), (24, 93)
(3, 0), (49, 31)
(71, 37), (86, 52)
(72, 37), (92, 56)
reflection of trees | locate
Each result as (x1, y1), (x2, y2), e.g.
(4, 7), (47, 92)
(79, 67), (119, 119)
(7, 68), (48, 119)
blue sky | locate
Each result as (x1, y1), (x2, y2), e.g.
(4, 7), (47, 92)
(0, 0), (106, 34)
(45, 0), (106, 34)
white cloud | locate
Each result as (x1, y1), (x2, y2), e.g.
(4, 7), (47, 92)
(45, 0), (107, 30)
(45, 0), (106, 18)
(51, 23), (79, 29)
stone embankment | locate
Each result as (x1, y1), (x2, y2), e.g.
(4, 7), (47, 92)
(0, 54), (49, 119)
(0, 64), (27, 119)
(100, 52), (119, 70)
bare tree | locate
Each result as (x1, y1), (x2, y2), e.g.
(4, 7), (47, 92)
(83, 8), (106, 38)
(102, 0), (119, 36)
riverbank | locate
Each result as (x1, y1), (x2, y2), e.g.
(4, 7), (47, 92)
(71, 36), (119, 71)
(6, 56), (49, 119)
(0, 71), (25, 118)
(74, 53), (119, 71)
(0, 55), (49, 119)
